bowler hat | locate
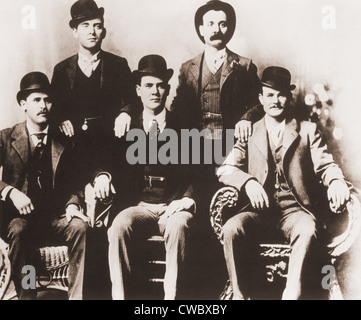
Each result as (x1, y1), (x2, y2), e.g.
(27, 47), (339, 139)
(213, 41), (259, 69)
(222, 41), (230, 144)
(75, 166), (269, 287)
(16, 72), (51, 104)
(261, 66), (296, 92)
(69, 0), (104, 29)
(133, 55), (174, 83)
(195, 0), (236, 44)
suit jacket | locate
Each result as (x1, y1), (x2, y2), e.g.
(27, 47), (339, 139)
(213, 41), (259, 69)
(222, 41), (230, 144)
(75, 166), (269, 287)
(0, 122), (81, 220)
(171, 48), (260, 130)
(217, 116), (345, 219)
(96, 109), (194, 214)
(51, 50), (139, 132)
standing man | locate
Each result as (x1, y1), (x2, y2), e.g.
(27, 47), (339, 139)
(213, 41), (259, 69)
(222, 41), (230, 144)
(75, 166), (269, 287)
(92, 55), (195, 300)
(51, 0), (139, 170)
(172, 0), (260, 137)
(0, 72), (89, 300)
(217, 66), (350, 300)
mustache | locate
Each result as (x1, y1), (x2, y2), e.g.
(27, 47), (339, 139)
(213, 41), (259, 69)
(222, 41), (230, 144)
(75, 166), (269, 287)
(210, 33), (224, 41)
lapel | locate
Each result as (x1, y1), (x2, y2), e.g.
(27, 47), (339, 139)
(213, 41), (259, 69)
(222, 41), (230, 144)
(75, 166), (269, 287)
(189, 53), (203, 92)
(11, 122), (30, 164)
(220, 48), (238, 92)
(98, 50), (106, 90)
(66, 55), (78, 90)
(281, 118), (300, 162)
(252, 118), (269, 161)
(66, 51), (106, 90)
(50, 134), (66, 186)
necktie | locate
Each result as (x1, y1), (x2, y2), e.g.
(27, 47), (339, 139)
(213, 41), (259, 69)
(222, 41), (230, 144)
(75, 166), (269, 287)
(149, 119), (160, 135)
(34, 133), (46, 148)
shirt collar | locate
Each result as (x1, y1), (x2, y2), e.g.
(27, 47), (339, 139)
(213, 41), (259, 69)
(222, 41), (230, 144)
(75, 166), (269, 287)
(265, 117), (285, 134)
(78, 51), (101, 64)
(143, 108), (167, 133)
(27, 123), (49, 145)
(204, 47), (227, 64)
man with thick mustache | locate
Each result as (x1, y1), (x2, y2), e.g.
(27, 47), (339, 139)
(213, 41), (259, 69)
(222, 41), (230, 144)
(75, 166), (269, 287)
(172, 0), (260, 136)
(0, 72), (88, 299)
(217, 66), (350, 300)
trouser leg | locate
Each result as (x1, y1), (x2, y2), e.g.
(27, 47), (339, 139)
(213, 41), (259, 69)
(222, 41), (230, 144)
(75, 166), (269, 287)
(107, 206), (157, 300)
(52, 216), (88, 300)
(6, 218), (36, 300)
(279, 210), (317, 300)
(160, 211), (193, 300)
(222, 210), (262, 299)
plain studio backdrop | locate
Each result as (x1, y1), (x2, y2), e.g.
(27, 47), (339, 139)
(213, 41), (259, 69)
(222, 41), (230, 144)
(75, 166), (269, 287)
(1, 0), (361, 300)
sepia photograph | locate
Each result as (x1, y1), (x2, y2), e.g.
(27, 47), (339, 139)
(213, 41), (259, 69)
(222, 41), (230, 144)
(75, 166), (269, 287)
(1, 0), (361, 305)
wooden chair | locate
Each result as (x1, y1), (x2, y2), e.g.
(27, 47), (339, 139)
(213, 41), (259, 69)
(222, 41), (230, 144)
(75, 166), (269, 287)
(209, 186), (361, 300)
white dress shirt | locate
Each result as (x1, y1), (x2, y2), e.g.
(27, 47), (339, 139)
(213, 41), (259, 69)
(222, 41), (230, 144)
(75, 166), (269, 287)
(143, 108), (166, 133)
(78, 51), (101, 77)
(204, 47), (227, 74)
(265, 118), (285, 147)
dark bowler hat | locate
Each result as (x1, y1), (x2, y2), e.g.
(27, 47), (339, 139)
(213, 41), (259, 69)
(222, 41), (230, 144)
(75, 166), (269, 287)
(16, 72), (51, 104)
(261, 66), (296, 92)
(133, 55), (174, 83)
(195, 0), (236, 43)
(69, 0), (104, 29)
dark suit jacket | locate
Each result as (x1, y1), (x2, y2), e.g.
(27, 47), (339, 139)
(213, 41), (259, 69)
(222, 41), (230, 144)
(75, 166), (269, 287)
(51, 50), (139, 132)
(172, 48), (260, 130)
(96, 109), (194, 215)
(0, 122), (81, 222)
(218, 117), (346, 220)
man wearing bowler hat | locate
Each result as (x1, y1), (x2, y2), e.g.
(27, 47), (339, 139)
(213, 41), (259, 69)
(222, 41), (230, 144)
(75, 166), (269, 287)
(0, 72), (89, 299)
(92, 55), (195, 300)
(172, 0), (260, 137)
(217, 66), (350, 299)
(51, 0), (139, 172)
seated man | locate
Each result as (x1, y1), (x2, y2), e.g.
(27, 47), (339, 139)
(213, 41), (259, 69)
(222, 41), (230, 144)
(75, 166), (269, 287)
(92, 55), (195, 300)
(0, 72), (89, 300)
(217, 66), (350, 300)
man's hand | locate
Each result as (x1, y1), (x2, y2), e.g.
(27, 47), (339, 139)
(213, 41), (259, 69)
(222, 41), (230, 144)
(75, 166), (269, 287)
(65, 204), (88, 223)
(114, 113), (131, 138)
(93, 174), (116, 200)
(162, 197), (195, 220)
(9, 188), (34, 215)
(245, 179), (269, 210)
(59, 120), (74, 137)
(235, 120), (253, 142)
(328, 179), (350, 213)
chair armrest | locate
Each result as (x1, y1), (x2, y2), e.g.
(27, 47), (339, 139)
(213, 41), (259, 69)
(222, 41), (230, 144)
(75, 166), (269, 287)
(209, 186), (239, 244)
(327, 190), (361, 258)
(0, 238), (11, 300)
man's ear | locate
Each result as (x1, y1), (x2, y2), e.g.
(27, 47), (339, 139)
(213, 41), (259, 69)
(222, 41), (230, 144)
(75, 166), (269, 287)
(20, 100), (27, 111)
(72, 27), (79, 40)
(258, 93), (264, 106)
(136, 84), (141, 97)
(199, 25), (204, 37)
(101, 28), (107, 40)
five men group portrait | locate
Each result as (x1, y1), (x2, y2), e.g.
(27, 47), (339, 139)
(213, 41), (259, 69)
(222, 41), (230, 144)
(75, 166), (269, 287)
(0, 0), (358, 300)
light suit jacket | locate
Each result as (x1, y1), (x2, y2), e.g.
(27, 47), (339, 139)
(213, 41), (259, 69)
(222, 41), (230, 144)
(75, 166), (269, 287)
(217, 116), (346, 218)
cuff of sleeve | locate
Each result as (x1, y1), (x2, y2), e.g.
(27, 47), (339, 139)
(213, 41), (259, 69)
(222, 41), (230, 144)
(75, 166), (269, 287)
(93, 172), (112, 186)
(1, 186), (14, 201)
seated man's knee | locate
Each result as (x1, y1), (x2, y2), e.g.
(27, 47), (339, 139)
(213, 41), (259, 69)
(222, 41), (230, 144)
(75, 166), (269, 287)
(107, 214), (134, 241)
(223, 211), (258, 240)
(166, 211), (193, 232)
(67, 218), (88, 238)
(290, 215), (317, 243)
